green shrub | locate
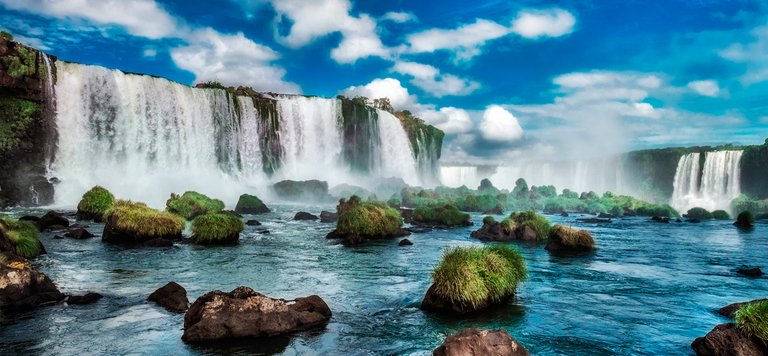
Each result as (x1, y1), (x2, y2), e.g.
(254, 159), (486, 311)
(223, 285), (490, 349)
(166, 191), (224, 220)
(0, 218), (41, 258)
(0, 98), (39, 153)
(482, 216), (496, 225)
(1, 46), (36, 79)
(0, 31), (12, 41)
(106, 200), (185, 239)
(234, 194), (269, 214)
(731, 194), (768, 216)
(191, 213), (244, 244)
(431, 245), (526, 309)
(413, 204), (470, 227)
(508, 211), (551, 240)
(712, 210), (730, 220)
(686, 207), (713, 219)
(336, 195), (403, 240)
(735, 300), (768, 341)
(636, 204), (679, 217)
(548, 225), (596, 250)
(736, 211), (755, 227)
(77, 186), (115, 217)
(456, 194), (500, 212)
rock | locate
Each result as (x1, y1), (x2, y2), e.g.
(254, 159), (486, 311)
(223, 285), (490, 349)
(320, 211), (338, 223)
(676, 219), (683, 223)
(482, 206), (503, 215)
(398, 238), (413, 246)
(575, 218), (611, 224)
(272, 180), (330, 202)
(234, 194), (270, 215)
(421, 284), (511, 314)
(736, 267), (764, 277)
(719, 299), (768, 318)
(148, 282), (189, 313)
(245, 220), (262, 226)
(651, 216), (670, 223)
(0, 259), (64, 311)
(64, 228), (95, 239)
(546, 225), (596, 253)
(598, 213), (616, 219)
(40, 211), (70, 229)
(67, 292), (103, 305)
(182, 286), (332, 343)
(257, 230), (271, 235)
(46, 224), (68, 231)
(294, 212), (319, 220)
(691, 323), (768, 356)
(433, 328), (529, 356)
(515, 225), (538, 242)
(560, 212), (569, 217)
(399, 208), (414, 224)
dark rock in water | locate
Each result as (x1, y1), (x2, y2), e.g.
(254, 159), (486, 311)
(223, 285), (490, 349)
(0, 260), (64, 311)
(409, 227), (432, 234)
(257, 230), (271, 235)
(143, 238), (174, 247)
(651, 216), (670, 223)
(471, 221), (541, 243)
(398, 238), (413, 246)
(421, 284), (511, 314)
(68, 292), (103, 305)
(234, 194), (270, 215)
(294, 212), (318, 220)
(148, 282), (189, 313)
(576, 218), (611, 224)
(182, 286), (332, 343)
(482, 206), (503, 215)
(598, 213), (616, 219)
(19, 216), (41, 225)
(516, 225), (539, 242)
(687, 218), (702, 223)
(245, 220), (261, 226)
(272, 180), (330, 202)
(718, 298), (768, 318)
(64, 228), (95, 239)
(46, 224), (68, 231)
(560, 212), (569, 217)
(691, 323), (768, 356)
(736, 267), (764, 277)
(676, 219), (683, 223)
(434, 328), (529, 356)
(40, 211), (70, 229)
(319, 211), (338, 223)
(53, 235), (64, 239)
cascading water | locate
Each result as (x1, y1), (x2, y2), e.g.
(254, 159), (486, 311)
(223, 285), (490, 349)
(50, 62), (428, 207)
(670, 151), (743, 213)
(440, 166), (480, 188)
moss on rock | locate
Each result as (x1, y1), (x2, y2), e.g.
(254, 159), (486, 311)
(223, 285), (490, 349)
(507, 211), (551, 241)
(546, 225), (596, 253)
(234, 194), (270, 214)
(686, 207), (713, 220)
(735, 211), (755, 228)
(0, 218), (43, 259)
(329, 195), (408, 245)
(166, 191), (224, 220)
(103, 200), (185, 244)
(712, 210), (730, 220)
(76, 186), (115, 221)
(413, 203), (471, 228)
(191, 213), (244, 245)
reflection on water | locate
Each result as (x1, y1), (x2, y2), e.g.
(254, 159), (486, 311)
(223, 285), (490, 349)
(0, 206), (766, 355)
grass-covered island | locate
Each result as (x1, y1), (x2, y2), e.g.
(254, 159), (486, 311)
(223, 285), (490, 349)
(76, 186), (115, 222)
(327, 195), (409, 245)
(103, 200), (186, 245)
(166, 191), (225, 220)
(191, 213), (245, 245)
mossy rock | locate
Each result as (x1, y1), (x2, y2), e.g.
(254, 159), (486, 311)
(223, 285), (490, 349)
(711, 210), (730, 220)
(506, 211), (551, 241)
(546, 225), (596, 253)
(103, 200), (185, 245)
(234, 194), (269, 214)
(327, 195), (409, 245)
(76, 186), (115, 221)
(735, 211), (755, 228)
(421, 245), (527, 314)
(166, 191), (225, 220)
(686, 207), (713, 220)
(272, 180), (329, 201)
(191, 213), (244, 245)
(413, 204), (471, 228)
(0, 218), (44, 259)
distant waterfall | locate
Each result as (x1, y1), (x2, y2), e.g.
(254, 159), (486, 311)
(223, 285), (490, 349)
(51, 62), (427, 207)
(440, 166), (480, 188)
(670, 151), (743, 213)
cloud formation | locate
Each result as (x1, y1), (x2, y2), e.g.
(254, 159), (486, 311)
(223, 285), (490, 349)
(687, 80), (720, 97)
(392, 61), (480, 97)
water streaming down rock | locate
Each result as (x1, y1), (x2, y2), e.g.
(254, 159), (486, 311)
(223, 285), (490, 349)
(440, 166), (481, 188)
(50, 62), (432, 207)
(670, 151), (743, 213)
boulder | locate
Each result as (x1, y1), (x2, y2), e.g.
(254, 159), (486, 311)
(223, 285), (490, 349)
(320, 211), (338, 223)
(64, 228), (95, 239)
(651, 216), (670, 223)
(691, 323), (768, 355)
(398, 238), (413, 246)
(546, 225), (596, 253)
(0, 259), (64, 310)
(515, 225), (538, 242)
(434, 329), (529, 356)
(148, 282), (189, 313)
(470, 221), (513, 242)
(560, 212), (569, 217)
(718, 299), (768, 318)
(67, 292), (103, 305)
(736, 267), (764, 277)
(294, 212), (319, 221)
(40, 211), (69, 229)
(245, 220), (262, 226)
(182, 286), (331, 343)
(234, 194), (270, 215)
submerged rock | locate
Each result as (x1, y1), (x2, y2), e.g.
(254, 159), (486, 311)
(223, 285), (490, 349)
(434, 329), (529, 356)
(294, 212), (319, 221)
(651, 216), (670, 223)
(691, 323), (767, 356)
(67, 292), (103, 305)
(182, 286), (331, 343)
(40, 211), (70, 230)
(736, 267), (764, 277)
(398, 238), (413, 246)
(148, 282), (189, 313)
(320, 211), (338, 223)
(245, 220), (262, 226)
(64, 228), (95, 239)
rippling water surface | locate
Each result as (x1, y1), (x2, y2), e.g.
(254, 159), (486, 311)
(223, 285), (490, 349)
(1, 205), (766, 355)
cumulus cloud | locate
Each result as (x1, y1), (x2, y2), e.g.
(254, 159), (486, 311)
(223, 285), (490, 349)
(381, 11), (416, 23)
(340, 78), (419, 110)
(510, 9), (576, 39)
(720, 22), (768, 84)
(418, 107), (473, 135)
(479, 105), (524, 142)
(687, 80), (720, 97)
(392, 61), (480, 97)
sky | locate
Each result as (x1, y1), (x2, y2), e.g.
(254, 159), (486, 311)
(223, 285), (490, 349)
(2, 0), (768, 164)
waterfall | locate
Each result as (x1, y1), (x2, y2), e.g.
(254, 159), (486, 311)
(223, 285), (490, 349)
(670, 150), (743, 213)
(440, 166), (480, 188)
(50, 62), (426, 207)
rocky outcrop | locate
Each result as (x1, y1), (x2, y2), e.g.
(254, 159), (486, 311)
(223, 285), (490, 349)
(736, 267), (764, 277)
(0, 259), (63, 310)
(294, 211), (318, 221)
(470, 221), (538, 242)
(545, 225), (596, 253)
(64, 228), (94, 239)
(421, 284), (513, 314)
(691, 323), (768, 356)
(148, 282), (189, 313)
(718, 299), (768, 318)
(320, 210), (338, 223)
(40, 211), (70, 230)
(433, 329), (529, 356)
(0, 37), (57, 207)
(182, 286), (331, 343)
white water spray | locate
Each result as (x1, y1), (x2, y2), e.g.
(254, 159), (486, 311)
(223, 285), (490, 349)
(671, 151), (743, 213)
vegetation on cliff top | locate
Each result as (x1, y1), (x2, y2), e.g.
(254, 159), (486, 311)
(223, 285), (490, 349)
(1, 45), (36, 80)
(0, 98), (39, 153)
(106, 200), (185, 238)
(166, 191), (224, 220)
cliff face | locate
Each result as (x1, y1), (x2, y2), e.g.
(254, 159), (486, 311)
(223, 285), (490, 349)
(0, 37), (56, 207)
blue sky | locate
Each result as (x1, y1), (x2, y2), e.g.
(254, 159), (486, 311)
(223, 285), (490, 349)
(2, 0), (768, 163)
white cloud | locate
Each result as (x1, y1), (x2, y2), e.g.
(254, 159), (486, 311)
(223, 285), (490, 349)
(271, 0), (388, 63)
(687, 80), (720, 97)
(171, 28), (300, 93)
(392, 61), (480, 97)
(404, 19), (509, 61)
(418, 107), (473, 135)
(510, 9), (576, 39)
(0, 0), (178, 39)
(720, 22), (768, 84)
(142, 47), (158, 59)
(381, 11), (416, 23)
(479, 105), (524, 142)
(340, 78), (418, 110)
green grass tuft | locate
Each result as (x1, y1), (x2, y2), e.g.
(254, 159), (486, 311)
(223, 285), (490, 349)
(106, 200), (185, 239)
(735, 300), (768, 341)
(77, 186), (115, 216)
(0, 218), (41, 259)
(431, 245), (526, 309)
(336, 195), (403, 240)
(413, 203), (470, 227)
(549, 225), (596, 249)
(508, 211), (551, 240)
(166, 191), (224, 220)
(191, 213), (244, 244)
(686, 207), (713, 219)
(712, 210), (730, 220)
